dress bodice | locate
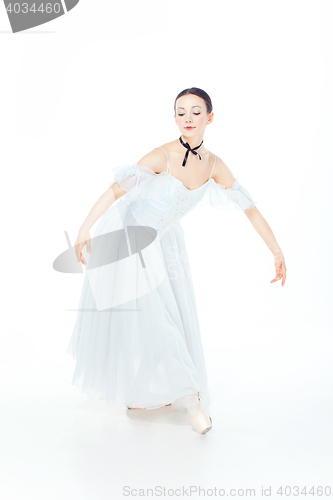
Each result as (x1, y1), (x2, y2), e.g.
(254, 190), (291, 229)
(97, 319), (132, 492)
(128, 172), (212, 238)
(109, 147), (257, 239)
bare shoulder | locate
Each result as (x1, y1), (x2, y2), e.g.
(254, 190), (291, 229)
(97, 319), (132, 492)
(137, 147), (168, 174)
(212, 155), (237, 188)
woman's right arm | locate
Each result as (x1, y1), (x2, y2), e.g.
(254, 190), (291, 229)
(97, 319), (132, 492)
(75, 149), (164, 264)
(75, 183), (126, 264)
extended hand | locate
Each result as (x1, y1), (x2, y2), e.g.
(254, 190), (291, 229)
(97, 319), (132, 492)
(271, 251), (286, 287)
(75, 228), (92, 265)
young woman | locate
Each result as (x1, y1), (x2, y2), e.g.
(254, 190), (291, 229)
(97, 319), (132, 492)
(67, 87), (287, 435)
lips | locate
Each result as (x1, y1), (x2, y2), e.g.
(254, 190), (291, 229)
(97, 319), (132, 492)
(185, 127), (194, 129)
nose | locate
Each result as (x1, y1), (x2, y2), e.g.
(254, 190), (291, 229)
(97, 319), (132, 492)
(185, 117), (193, 123)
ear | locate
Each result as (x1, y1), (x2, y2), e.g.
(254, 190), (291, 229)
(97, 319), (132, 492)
(207, 112), (214, 125)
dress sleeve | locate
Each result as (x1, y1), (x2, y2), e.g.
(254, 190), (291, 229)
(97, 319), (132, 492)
(109, 163), (139, 192)
(109, 163), (158, 195)
(201, 177), (257, 212)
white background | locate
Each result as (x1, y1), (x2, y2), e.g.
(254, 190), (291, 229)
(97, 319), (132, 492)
(0, 1), (332, 499)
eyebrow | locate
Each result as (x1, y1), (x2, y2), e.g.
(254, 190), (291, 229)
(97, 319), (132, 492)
(176, 106), (202, 110)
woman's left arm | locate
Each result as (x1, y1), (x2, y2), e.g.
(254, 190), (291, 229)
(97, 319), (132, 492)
(213, 157), (286, 287)
(244, 206), (287, 287)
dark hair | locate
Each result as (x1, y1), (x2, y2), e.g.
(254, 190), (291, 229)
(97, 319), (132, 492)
(174, 87), (213, 114)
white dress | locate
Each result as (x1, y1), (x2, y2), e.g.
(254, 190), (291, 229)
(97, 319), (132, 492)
(66, 147), (257, 413)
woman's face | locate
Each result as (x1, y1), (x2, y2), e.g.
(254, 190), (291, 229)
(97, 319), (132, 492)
(174, 94), (213, 137)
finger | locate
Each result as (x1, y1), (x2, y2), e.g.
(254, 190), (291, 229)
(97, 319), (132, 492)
(282, 271), (286, 286)
(281, 274), (285, 286)
(75, 244), (81, 259)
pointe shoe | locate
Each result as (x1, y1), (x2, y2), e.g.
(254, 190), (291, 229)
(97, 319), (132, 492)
(188, 392), (212, 434)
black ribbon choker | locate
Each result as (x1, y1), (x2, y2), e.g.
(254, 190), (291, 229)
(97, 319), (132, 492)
(179, 136), (204, 167)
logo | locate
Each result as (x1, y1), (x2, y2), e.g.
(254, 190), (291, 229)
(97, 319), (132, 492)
(54, 227), (166, 310)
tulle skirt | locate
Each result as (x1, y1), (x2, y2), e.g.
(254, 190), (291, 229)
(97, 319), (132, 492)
(66, 196), (211, 413)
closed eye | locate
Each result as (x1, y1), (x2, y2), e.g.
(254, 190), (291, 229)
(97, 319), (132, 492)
(178, 113), (200, 116)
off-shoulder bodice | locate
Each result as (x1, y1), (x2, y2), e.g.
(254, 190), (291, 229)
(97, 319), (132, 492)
(109, 161), (257, 239)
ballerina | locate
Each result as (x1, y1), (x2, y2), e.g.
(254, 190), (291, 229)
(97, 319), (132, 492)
(67, 87), (286, 435)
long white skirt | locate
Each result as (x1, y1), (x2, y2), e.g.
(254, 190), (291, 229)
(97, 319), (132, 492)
(66, 197), (211, 413)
